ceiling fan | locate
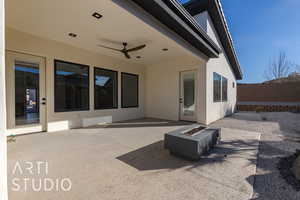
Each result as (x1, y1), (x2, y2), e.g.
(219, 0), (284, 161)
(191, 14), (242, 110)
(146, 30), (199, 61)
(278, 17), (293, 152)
(98, 42), (146, 59)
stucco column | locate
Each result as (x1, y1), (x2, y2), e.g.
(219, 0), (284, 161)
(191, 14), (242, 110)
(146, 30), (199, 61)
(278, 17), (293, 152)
(0, 0), (8, 199)
(196, 61), (207, 125)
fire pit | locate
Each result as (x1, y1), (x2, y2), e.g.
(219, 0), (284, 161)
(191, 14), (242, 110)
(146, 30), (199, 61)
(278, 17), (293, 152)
(164, 124), (221, 160)
(183, 126), (206, 136)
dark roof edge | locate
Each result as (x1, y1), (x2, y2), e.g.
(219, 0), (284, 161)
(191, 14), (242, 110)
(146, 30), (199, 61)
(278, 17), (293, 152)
(128, 0), (221, 58)
(214, 0), (243, 79)
(184, 0), (243, 80)
(164, 0), (222, 53)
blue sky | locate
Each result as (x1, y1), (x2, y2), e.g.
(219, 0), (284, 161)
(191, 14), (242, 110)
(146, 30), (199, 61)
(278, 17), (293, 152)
(180, 0), (300, 83)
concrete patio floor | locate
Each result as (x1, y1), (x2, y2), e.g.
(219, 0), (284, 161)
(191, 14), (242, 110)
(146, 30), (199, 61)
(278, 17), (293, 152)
(7, 118), (260, 200)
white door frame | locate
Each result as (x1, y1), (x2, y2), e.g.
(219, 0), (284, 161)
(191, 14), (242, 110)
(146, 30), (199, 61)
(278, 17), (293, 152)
(5, 51), (47, 135)
(179, 70), (198, 122)
(0, 0), (8, 198)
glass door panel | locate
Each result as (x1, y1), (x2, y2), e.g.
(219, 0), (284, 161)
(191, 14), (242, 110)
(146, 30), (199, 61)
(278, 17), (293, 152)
(15, 61), (40, 125)
(180, 70), (197, 121)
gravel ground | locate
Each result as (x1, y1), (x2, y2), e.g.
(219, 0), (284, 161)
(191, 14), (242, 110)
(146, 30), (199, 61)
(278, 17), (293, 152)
(211, 112), (300, 200)
(278, 150), (300, 191)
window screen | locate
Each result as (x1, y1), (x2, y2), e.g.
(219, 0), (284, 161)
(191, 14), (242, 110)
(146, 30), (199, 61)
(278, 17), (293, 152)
(213, 72), (221, 102)
(121, 72), (138, 108)
(222, 76), (228, 102)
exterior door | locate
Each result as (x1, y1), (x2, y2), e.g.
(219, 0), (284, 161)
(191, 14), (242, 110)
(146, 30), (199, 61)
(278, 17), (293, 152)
(179, 70), (197, 122)
(6, 51), (47, 135)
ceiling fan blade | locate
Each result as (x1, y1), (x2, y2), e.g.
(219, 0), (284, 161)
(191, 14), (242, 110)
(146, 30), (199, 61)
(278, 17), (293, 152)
(126, 44), (146, 52)
(97, 44), (121, 52)
(124, 52), (131, 59)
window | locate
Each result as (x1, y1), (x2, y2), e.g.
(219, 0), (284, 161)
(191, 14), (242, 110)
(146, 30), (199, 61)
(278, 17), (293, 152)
(94, 67), (118, 109)
(222, 76), (228, 101)
(54, 60), (89, 112)
(213, 72), (228, 102)
(213, 72), (221, 102)
(121, 72), (138, 108)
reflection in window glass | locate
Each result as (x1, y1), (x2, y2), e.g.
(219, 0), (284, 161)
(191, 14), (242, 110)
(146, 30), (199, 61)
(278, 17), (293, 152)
(94, 68), (118, 109)
(183, 72), (195, 116)
(15, 61), (40, 125)
(54, 60), (89, 112)
(213, 72), (221, 102)
(177, 0), (191, 5)
(121, 73), (138, 108)
(222, 76), (228, 102)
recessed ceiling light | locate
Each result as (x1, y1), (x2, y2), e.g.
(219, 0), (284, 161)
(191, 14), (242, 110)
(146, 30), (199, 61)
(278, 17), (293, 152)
(162, 48), (168, 51)
(68, 33), (77, 38)
(92, 12), (103, 19)
(136, 56), (141, 59)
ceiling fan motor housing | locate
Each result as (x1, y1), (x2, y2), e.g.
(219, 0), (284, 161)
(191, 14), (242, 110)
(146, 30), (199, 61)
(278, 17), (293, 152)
(98, 42), (146, 59)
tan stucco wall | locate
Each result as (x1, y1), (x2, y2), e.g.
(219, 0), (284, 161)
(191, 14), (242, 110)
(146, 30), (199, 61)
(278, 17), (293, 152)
(6, 28), (146, 132)
(196, 12), (237, 124)
(206, 56), (237, 124)
(134, 8), (239, 125)
(144, 56), (207, 124)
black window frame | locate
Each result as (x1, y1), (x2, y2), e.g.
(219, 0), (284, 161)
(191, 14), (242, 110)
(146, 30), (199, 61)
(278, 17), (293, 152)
(54, 59), (90, 112)
(121, 72), (139, 108)
(94, 67), (118, 110)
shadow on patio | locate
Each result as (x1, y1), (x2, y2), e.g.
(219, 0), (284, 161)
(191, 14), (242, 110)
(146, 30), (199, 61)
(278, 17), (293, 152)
(116, 138), (259, 171)
(116, 140), (192, 170)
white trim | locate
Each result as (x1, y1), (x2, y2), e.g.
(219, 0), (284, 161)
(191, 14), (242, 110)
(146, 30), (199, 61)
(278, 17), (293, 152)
(5, 51), (47, 135)
(0, 0), (8, 198)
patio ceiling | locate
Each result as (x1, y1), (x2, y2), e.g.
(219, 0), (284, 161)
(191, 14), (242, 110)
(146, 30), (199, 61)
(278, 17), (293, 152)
(5, 0), (194, 65)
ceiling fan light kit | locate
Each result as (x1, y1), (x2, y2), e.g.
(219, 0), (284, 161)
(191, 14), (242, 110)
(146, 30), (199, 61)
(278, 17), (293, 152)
(68, 33), (77, 38)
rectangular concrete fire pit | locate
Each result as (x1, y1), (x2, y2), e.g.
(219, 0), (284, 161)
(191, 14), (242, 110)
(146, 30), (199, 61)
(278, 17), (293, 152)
(164, 124), (221, 160)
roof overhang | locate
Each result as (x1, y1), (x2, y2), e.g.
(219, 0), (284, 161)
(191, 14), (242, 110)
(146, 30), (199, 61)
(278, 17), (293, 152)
(128, 0), (222, 59)
(184, 0), (243, 80)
